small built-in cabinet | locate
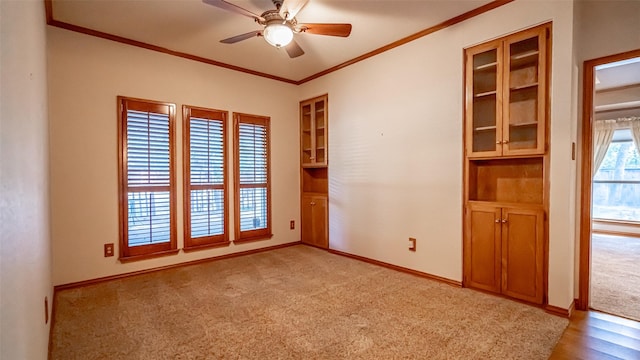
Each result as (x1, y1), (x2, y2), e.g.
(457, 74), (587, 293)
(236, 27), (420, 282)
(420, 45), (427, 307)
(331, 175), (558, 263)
(465, 203), (544, 304)
(301, 95), (328, 167)
(466, 25), (547, 158)
(301, 194), (328, 248)
(300, 95), (329, 248)
(463, 23), (550, 306)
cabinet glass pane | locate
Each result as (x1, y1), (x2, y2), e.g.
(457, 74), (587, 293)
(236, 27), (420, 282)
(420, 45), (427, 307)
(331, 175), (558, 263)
(314, 100), (326, 164)
(508, 36), (539, 151)
(301, 104), (312, 163)
(472, 49), (498, 152)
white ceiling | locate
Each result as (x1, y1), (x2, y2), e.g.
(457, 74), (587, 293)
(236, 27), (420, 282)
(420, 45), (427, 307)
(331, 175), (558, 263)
(51, 0), (494, 82)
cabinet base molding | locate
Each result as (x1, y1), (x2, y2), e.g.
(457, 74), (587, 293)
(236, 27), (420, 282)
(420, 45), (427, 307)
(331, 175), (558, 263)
(326, 247), (462, 287)
(544, 299), (576, 318)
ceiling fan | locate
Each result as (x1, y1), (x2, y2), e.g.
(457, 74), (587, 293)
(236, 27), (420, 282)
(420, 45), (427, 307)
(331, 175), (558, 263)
(203, 0), (352, 58)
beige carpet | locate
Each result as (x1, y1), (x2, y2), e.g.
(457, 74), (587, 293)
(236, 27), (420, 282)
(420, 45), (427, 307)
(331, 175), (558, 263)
(591, 234), (640, 321)
(50, 245), (567, 359)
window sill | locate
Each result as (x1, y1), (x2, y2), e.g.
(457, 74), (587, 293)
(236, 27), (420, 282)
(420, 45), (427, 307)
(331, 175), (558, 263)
(183, 241), (231, 253)
(119, 249), (180, 263)
(233, 233), (274, 244)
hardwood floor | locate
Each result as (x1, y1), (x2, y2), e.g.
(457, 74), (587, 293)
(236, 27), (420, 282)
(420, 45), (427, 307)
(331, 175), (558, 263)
(550, 310), (640, 359)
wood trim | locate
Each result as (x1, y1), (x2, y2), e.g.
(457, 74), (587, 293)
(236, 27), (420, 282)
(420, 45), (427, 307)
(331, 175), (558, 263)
(544, 299), (575, 318)
(327, 248), (462, 288)
(119, 248), (180, 263)
(578, 48), (640, 311)
(45, 0), (512, 85)
(183, 241), (232, 253)
(595, 104), (640, 114)
(297, 0), (515, 84)
(54, 242), (302, 291)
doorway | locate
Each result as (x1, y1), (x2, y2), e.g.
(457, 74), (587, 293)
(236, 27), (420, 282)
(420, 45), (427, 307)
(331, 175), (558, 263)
(579, 49), (640, 320)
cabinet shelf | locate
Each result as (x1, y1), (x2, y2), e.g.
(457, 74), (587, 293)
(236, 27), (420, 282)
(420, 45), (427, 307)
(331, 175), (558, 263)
(511, 50), (539, 61)
(510, 82), (538, 91)
(474, 62), (498, 71)
(510, 121), (537, 127)
(475, 125), (497, 131)
(475, 90), (497, 98)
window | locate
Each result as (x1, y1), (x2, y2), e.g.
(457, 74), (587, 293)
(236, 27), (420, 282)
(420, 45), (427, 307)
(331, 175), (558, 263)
(593, 128), (640, 222)
(118, 97), (177, 260)
(183, 106), (229, 249)
(234, 113), (272, 242)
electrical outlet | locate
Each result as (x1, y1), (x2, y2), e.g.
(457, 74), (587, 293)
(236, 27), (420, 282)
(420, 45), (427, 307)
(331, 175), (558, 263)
(409, 238), (417, 252)
(104, 243), (114, 257)
(290, 220), (295, 230)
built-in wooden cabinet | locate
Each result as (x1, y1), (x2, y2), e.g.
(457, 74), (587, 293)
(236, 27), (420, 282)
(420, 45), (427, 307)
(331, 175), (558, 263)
(463, 24), (550, 305)
(465, 25), (547, 158)
(301, 95), (327, 167)
(300, 95), (328, 248)
(301, 194), (328, 248)
(465, 203), (544, 304)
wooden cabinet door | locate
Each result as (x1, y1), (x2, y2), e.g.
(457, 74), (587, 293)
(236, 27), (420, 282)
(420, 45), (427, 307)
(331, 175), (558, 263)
(464, 203), (502, 293)
(465, 40), (503, 158)
(301, 194), (328, 248)
(502, 26), (547, 156)
(501, 207), (544, 304)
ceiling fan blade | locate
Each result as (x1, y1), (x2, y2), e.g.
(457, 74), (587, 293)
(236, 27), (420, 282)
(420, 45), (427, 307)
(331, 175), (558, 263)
(279, 0), (309, 20)
(220, 30), (262, 44)
(285, 39), (304, 58)
(202, 0), (265, 21)
(299, 23), (352, 37)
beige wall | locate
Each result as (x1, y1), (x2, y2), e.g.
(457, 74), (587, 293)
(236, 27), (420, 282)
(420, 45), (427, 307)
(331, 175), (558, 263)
(298, 0), (578, 309)
(48, 28), (300, 285)
(0, 0), (52, 358)
(573, 0), (640, 297)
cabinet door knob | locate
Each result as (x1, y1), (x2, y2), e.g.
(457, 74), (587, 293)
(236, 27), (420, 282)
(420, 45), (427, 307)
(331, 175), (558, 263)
(502, 219), (508, 223)
(310, 202), (316, 205)
(495, 219), (500, 223)
(503, 139), (509, 144)
(496, 140), (502, 144)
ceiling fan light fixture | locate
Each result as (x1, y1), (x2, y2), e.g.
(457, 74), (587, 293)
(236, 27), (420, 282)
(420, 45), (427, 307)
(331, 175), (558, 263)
(263, 22), (293, 48)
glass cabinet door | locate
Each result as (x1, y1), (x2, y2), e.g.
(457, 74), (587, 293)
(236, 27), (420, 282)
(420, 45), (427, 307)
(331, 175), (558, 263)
(301, 102), (313, 165)
(503, 28), (546, 155)
(300, 95), (328, 167)
(466, 41), (503, 157)
(313, 98), (327, 165)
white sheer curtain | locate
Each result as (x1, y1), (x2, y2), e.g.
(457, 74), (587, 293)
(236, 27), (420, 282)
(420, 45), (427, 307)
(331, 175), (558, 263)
(593, 120), (616, 176)
(628, 117), (640, 156)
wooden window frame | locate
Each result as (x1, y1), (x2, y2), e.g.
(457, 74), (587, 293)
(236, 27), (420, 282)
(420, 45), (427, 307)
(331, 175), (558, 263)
(117, 96), (178, 262)
(183, 105), (230, 251)
(233, 112), (273, 243)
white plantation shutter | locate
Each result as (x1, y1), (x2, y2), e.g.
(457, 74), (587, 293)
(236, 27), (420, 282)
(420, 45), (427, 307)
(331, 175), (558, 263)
(234, 114), (271, 241)
(119, 97), (176, 259)
(183, 106), (228, 248)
